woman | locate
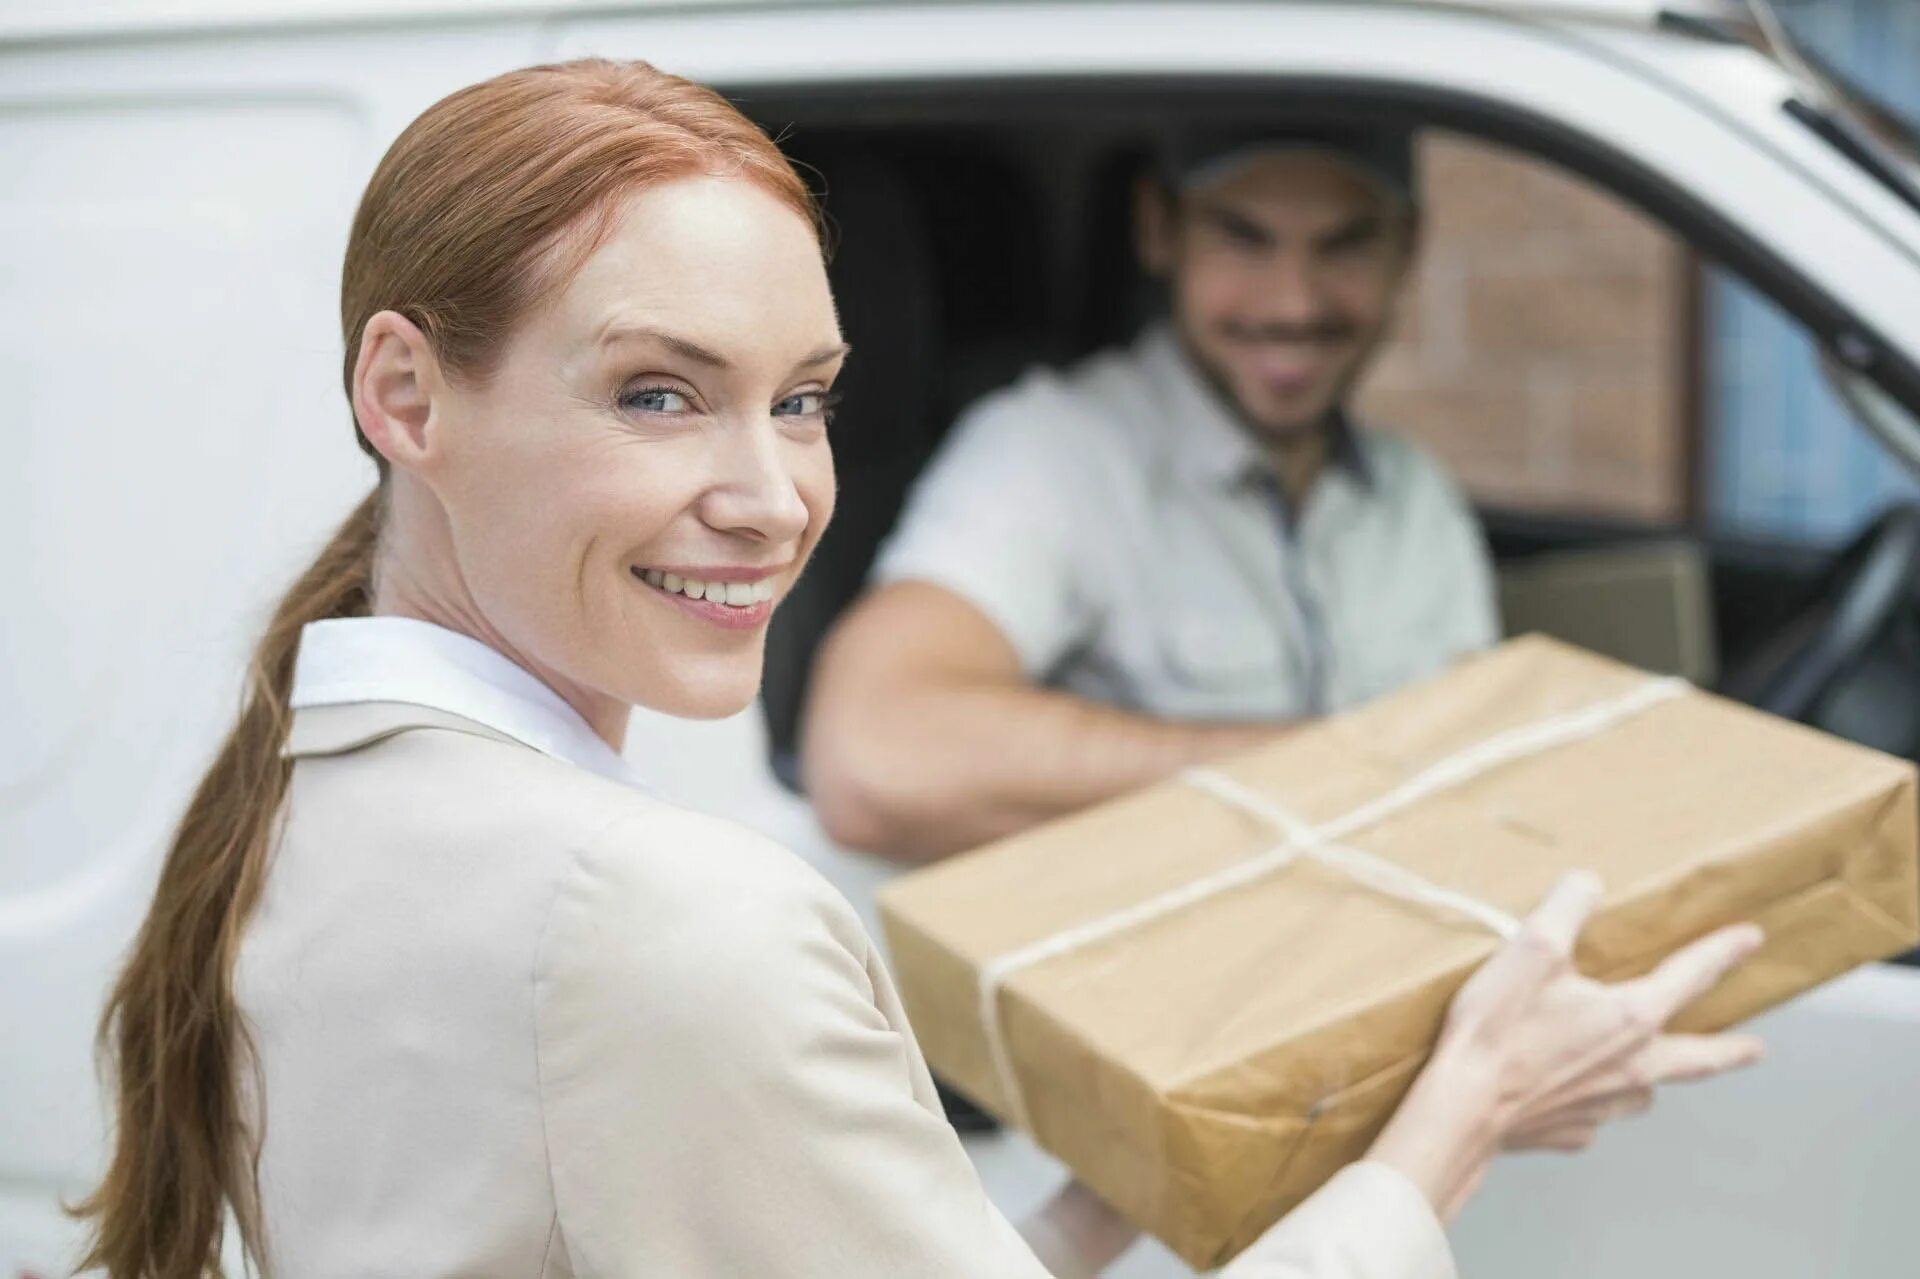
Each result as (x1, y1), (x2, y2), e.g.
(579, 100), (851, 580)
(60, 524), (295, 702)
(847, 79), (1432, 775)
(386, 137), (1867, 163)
(75, 59), (1764, 1279)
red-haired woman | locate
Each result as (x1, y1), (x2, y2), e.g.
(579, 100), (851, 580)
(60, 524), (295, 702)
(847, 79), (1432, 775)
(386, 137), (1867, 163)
(76, 59), (1763, 1279)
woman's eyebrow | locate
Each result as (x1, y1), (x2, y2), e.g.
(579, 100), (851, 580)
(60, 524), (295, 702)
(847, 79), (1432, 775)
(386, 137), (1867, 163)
(598, 325), (849, 376)
(795, 342), (852, 372)
(598, 323), (731, 369)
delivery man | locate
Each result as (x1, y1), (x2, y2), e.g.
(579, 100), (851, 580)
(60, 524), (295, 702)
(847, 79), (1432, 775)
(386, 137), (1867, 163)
(803, 124), (1499, 863)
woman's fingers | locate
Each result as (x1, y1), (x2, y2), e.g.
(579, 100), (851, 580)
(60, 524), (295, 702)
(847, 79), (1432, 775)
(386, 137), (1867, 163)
(1507, 1084), (1655, 1148)
(1517, 870), (1606, 958)
(1625, 923), (1766, 1024)
(1440, 883), (1767, 1178)
(1616, 1084), (1656, 1117)
(1638, 1032), (1766, 1085)
(1510, 1036), (1756, 1154)
(1505, 1034), (1761, 1145)
(1446, 873), (1604, 1031)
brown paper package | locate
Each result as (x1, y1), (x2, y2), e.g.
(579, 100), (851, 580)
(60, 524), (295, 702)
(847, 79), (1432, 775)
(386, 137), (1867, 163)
(877, 636), (1920, 1269)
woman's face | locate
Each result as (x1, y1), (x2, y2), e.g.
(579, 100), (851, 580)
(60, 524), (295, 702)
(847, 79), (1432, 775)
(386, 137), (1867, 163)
(429, 176), (842, 721)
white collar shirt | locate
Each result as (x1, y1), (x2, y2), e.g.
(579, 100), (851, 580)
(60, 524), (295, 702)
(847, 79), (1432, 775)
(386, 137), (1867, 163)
(289, 615), (644, 788)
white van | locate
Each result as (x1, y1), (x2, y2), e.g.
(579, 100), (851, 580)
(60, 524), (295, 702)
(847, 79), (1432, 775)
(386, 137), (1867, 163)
(7, 2), (1920, 1275)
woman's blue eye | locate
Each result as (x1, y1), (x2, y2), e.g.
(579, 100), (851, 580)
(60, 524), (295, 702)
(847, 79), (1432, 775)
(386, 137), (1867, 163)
(620, 386), (690, 413)
(775, 391), (841, 418)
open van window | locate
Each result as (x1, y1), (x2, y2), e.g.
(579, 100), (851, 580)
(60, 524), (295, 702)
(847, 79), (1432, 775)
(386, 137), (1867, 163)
(743, 82), (1920, 774)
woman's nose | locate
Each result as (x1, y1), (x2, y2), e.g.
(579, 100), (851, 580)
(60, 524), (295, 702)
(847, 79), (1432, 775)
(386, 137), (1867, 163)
(700, 420), (812, 545)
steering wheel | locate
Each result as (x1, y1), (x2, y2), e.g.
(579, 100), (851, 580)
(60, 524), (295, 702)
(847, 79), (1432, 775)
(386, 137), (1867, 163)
(1724, 502), (1920, 726)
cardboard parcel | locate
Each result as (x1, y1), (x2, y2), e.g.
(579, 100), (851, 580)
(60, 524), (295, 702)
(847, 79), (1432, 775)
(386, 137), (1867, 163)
(877, 636), (1920, 1269)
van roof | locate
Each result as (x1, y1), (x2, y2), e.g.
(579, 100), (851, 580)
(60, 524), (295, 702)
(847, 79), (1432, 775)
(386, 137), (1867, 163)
(0, 0), (1747, 48)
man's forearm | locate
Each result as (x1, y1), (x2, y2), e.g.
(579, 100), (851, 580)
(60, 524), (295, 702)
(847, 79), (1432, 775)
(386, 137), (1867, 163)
(813, 676), (1280, 861)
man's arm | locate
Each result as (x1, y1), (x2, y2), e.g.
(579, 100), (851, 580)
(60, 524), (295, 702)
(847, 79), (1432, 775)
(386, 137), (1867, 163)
(801, 581), (1280, 863)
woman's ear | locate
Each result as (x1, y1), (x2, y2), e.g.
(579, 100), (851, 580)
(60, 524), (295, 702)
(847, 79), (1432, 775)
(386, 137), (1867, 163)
(352, 311), (444, 474)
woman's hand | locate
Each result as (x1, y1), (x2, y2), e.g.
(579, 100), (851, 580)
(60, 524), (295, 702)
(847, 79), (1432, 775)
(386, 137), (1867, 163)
(1369, 871), (1766, 1219)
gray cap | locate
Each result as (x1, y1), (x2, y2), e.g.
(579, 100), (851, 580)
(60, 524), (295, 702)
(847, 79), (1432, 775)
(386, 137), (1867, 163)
(1162, 123), (1419, 206)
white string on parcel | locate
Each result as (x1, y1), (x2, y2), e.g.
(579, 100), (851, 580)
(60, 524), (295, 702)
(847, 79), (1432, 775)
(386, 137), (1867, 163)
(1178, 769), (1523, 940)
(975, 675), (1688, 1132)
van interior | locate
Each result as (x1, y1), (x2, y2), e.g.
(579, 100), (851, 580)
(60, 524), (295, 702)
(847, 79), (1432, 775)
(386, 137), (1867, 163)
(743, 85), (1920, 845)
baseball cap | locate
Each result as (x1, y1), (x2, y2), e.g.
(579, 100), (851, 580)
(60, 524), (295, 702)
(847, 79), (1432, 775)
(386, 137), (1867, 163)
(1161, 122), (1419, 208)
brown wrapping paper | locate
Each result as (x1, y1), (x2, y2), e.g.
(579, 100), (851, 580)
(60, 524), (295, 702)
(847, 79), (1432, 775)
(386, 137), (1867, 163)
(877, 636), (1920, 1269)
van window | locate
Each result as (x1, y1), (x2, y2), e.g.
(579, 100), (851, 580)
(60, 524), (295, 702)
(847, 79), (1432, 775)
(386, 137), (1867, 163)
(1355, 132), (1692, 525)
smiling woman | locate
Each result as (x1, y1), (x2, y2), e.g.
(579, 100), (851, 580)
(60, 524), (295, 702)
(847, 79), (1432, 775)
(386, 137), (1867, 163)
(73, 56), (1765, 1279)
(75, 59), (850, 1277)
(353, 169), (843, 726)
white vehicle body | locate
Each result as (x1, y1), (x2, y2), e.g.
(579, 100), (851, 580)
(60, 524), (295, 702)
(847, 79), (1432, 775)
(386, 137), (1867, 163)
(4, 2), (1917, 1274)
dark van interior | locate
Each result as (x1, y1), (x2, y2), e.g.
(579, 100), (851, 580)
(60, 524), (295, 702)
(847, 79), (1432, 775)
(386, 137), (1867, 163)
(744, 86), (1920, 843)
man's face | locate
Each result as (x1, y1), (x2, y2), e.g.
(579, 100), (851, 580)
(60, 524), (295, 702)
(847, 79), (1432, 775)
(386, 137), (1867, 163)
(1142, 149), (1414, 442)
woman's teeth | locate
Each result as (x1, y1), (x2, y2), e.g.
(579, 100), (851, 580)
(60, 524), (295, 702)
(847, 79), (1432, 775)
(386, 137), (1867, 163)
(638, 569), (775, 607)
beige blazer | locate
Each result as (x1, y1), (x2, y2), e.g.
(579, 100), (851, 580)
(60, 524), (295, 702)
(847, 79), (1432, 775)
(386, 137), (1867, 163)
(236, 698), (1453, 1277)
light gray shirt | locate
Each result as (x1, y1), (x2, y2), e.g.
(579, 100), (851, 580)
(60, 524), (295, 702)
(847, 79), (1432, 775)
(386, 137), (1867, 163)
(874, 324), (1499, 720)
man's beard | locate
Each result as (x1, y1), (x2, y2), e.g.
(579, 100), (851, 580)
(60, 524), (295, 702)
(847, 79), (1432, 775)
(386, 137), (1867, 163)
(1177, 318), (1377, 445)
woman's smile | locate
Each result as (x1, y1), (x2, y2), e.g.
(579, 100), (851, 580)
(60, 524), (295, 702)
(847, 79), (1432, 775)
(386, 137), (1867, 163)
(631, 563), (785, 631)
